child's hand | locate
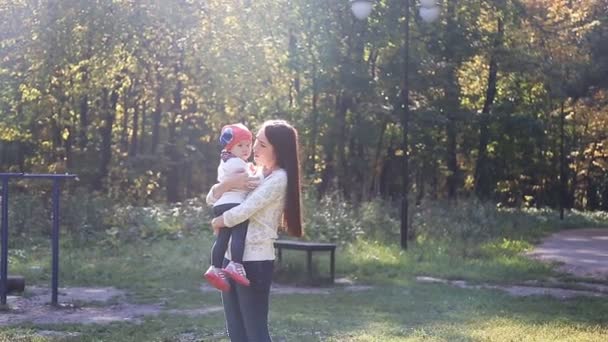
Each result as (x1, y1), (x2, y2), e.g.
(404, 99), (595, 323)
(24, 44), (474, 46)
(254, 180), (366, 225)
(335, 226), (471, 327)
(247, 162), (256, 174)
(211, 216), (224, 234)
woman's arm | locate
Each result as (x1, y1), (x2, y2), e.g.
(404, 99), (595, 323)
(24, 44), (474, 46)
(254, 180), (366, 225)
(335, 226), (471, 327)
(214, 171), (287, 229)
(205, 182), (232, 205)
(205, 169), (259, 206)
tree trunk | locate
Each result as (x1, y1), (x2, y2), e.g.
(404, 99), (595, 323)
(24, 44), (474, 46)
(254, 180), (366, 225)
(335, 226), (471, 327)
(151, 70), (163, 154)
(430, 158), (439, 200)
(601, 178), (608, 211)
(446, 110), (458, 199)
(166, 56), (183, 203)
(121, 84), (132, 153)
(415, 163), (426, 205)
(78, 64), (90, 150)
(306, 16), (320, 175)
(581, 141), (598, 209)
(318, 93), (340, 197)
(288, 29), (300, 108)
(444, 0), (460, 201)
(94, 87), (119, 191)
(474, 17), (502, 200)
(308, 73), (319, 175)
(368, 118), (389, 200)
(129, 99), (139, 157)
(50, 115), (62, 154)
(559, 101), (566, 219)
(336, 92), (350, 193)
(79, 94), (89, 150)
(64, 126), (73, 170)
(320, 92), (350, 196)
(140, 100), (147, 154)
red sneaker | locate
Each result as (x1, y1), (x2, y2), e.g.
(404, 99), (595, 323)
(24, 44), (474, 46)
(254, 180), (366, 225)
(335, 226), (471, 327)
(223, 261), (250, 286)
(203, 266), (230, 292)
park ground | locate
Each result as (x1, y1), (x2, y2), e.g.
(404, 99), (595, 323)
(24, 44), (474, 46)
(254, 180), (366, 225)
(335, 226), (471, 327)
(1, 208), (608, 341)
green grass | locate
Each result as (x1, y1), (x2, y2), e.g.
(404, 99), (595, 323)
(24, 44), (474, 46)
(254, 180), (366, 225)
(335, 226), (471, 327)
(2, 280), (607, 341)
(4, 222), (608, 341)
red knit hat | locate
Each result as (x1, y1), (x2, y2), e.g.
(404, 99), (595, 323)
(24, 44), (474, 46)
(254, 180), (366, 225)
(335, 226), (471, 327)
(219, 123), (253, 151)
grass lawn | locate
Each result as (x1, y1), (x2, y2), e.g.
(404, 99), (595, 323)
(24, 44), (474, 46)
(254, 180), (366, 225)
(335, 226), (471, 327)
(3, 226), (608, 342)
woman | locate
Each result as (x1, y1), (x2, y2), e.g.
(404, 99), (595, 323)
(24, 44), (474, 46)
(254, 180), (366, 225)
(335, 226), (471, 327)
(206, 119), (303, 341)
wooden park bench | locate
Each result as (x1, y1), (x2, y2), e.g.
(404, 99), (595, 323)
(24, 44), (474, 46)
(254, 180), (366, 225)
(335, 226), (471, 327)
(274, 240), (337, 284)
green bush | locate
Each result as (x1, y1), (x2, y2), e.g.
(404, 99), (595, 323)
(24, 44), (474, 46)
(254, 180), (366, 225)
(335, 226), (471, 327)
(103, 197), (211, 246)
(358, 198), (400, 242)
(6, 190), (212, 248)
(412, 200), (502, 256)
(301, 191), (364, 244)
(7, 189), (112, 245)
(9, 185), (608, 255)
(7, 193), (48, 243)
(62, 188), (114, 241)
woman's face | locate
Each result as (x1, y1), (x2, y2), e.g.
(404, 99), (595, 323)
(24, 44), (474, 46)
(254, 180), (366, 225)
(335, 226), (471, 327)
(253, 128), (276, 168)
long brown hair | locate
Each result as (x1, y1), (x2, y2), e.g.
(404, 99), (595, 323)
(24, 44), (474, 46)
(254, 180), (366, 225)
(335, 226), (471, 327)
(263, 120), (303, 237)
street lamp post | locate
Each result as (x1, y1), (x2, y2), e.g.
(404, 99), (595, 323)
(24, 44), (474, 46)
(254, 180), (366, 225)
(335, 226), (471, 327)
(351, 0), (439, 249)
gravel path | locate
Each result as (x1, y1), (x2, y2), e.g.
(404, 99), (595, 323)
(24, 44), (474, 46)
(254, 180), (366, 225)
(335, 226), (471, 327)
(528, 228), (608, 280)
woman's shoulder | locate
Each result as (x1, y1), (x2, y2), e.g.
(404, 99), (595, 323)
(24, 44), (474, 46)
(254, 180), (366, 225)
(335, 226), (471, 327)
(266, 168), (287, 183)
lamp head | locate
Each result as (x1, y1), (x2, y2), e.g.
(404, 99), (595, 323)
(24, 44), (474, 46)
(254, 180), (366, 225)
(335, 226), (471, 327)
(350, 0), (373, 20)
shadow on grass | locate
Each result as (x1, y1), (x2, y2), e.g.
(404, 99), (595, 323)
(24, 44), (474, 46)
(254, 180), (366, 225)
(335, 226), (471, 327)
(269, 282), (608, 341)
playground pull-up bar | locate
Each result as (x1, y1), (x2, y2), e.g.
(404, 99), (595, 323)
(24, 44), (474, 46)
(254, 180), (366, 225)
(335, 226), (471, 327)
(0, 173), (77, 307)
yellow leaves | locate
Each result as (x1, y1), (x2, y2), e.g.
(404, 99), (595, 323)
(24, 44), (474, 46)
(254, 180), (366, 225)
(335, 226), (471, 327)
(199, 135), (212, 143)
(486, 142), (497, 156)
(19, 84), (41, 102)
(464, 174), (475, 191)
(458, 55), (487, 110)
(583, 146), (595, 155)
(0, 123), (29, 141)
(61, 127), (71, 141)
(223, 15), (239, 28)
(592, 159), (608, 171)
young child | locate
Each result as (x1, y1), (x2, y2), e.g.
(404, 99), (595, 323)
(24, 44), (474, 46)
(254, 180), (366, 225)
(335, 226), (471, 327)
(204, 123), (260, 292)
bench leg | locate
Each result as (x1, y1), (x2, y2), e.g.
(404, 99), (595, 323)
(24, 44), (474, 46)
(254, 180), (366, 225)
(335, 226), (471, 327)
(277, 247), (282, 263)
(307, 250), (313, 284)
(330, 249), (335, 284)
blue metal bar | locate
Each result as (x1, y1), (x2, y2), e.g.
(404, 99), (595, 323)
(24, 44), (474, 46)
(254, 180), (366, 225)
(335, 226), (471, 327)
(21, 174), (77, 179)
(0, 173), (75, 307)
(1, 177), (9, 305)
(51, 179), (61, 306)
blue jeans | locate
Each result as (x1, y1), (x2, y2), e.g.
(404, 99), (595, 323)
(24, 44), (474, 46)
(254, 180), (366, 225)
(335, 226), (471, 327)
(221, 259), (274, 342)
(212, 204), (248, 267)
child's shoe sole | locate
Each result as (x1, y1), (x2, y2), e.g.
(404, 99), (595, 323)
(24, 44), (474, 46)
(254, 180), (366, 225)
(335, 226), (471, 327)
(204, 271), (231, 292)
(223, 269), (251, 286)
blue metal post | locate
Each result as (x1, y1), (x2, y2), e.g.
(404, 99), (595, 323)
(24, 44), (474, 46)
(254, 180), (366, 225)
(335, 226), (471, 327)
(51, 179), (60, 306)
(21, 173), (76, 306)
(0, 173), (22, 305)
(0, 173), (75, 307)
(1, 177), (9, 305)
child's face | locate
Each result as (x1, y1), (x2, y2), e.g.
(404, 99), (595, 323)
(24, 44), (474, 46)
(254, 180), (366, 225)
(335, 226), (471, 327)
(229, 140), (252, 161)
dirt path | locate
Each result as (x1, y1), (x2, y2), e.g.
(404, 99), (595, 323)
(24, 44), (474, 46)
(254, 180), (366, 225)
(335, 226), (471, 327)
(528, 228), (608, 280)
(0, 282), (371, 327)
(416, 276), (608, 299)
(416, 228), (608, 298)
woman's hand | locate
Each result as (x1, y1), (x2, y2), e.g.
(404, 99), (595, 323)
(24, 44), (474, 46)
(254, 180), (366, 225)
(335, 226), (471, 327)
(223, 169), (261, 191)
(211, 216), (225, 235)
(210, 170), (254, 201)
